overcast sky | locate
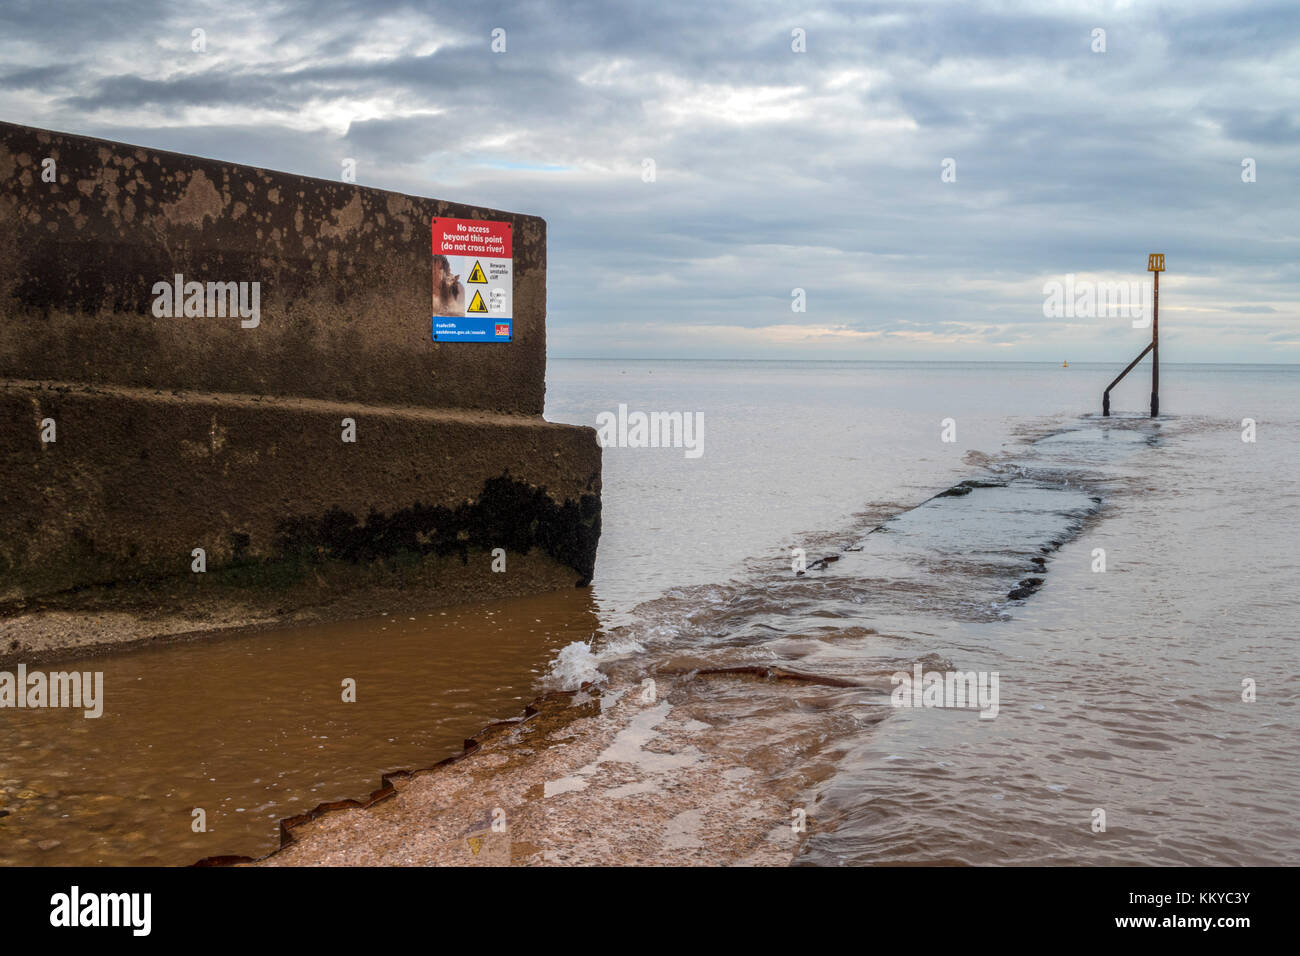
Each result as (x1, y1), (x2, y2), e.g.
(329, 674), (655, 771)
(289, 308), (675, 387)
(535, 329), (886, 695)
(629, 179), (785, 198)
(3, 0), (1297, 361)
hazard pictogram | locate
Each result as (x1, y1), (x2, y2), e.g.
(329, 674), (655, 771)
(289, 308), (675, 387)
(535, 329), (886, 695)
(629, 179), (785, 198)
(467, 260), (487, 283)
(467, 290), (488, 313)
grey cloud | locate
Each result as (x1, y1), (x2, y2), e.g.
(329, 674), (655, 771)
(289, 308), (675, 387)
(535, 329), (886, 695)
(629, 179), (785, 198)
(1, 0), (1296, 361)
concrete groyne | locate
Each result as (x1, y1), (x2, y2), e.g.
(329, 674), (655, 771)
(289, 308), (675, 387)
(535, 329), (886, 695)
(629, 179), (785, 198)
(0, 122), (600, 663)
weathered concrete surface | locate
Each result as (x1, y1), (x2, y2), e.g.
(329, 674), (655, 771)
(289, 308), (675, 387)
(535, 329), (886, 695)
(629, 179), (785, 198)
(0, 122), (600, 660)
(0, 122), (546, 412)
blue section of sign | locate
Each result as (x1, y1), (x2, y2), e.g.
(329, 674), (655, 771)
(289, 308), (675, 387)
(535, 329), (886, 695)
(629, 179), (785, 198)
(432, 317), (512, 342)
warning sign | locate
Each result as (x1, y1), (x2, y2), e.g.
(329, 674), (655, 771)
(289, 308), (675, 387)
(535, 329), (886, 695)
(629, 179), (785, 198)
(431, 218), (513, 342)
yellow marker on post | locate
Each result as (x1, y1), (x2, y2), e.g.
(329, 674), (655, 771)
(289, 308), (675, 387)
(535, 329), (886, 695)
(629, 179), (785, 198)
(1103, 254), (1165, 417)
(1148, 254), (1163, 415)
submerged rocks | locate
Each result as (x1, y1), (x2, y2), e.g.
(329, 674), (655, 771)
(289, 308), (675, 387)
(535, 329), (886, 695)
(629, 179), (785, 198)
(936, 485), (974, 498)
(798, 555), (841, 575)
(935, 479), (1007, 499)
(1007, 577), (1045, 601)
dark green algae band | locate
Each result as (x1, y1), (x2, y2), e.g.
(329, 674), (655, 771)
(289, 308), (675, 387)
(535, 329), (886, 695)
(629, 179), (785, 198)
(0, 471), (599, 618)
(272, 473), (600, 586)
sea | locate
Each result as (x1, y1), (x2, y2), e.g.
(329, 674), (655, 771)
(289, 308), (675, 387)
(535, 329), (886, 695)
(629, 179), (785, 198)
(2, 360), (1297, 865)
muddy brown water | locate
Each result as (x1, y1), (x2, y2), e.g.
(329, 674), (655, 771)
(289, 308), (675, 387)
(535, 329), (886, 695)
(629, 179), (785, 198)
(5, 361), (1299, 868)
(0, 589), (598, 866)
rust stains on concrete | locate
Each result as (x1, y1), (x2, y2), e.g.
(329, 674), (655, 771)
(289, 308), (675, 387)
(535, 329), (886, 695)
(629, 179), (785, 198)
(160, 167), (224, 227)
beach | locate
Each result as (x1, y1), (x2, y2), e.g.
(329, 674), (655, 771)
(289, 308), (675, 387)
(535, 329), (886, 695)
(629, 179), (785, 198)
(3, 360), (1298, 867)
(253, 675), (807, 867)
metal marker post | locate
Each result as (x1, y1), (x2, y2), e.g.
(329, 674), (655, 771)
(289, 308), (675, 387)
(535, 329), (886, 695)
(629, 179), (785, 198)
(1102, 254), (1164, 418)
(1149, 253), (1162, 417)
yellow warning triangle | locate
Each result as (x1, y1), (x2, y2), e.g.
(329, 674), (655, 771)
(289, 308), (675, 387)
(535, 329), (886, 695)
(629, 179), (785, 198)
(467, 260), (487, 284)
(467, 290), (488, 313)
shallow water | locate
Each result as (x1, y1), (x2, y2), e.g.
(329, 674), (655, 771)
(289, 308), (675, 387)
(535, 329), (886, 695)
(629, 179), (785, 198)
(798, 415), (1300, 865)
(0, 590), (596, 865)
(548, 360), (1300, 865)
(2, 360), (1297, 865)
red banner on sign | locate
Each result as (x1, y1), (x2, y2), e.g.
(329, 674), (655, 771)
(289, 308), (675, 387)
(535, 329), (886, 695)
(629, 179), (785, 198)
(432, 218), (513, 258)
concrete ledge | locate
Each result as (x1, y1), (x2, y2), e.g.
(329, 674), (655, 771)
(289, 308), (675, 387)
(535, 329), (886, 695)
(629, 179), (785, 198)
(1, 379), (599, 600)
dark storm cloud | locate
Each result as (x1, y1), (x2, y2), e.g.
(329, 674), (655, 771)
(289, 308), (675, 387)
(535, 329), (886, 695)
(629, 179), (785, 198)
(64, 72), (294, 111)
(1, 0), (1296, 360)
(1216, 109), (1300, 146)
(0, 65), (78, 91)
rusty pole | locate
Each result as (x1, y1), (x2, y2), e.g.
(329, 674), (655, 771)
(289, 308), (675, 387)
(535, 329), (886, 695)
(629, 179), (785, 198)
(1102, 254), (1164, 417)
(1103, 342), (1153, 417)
(1150, 268), (1159, 417)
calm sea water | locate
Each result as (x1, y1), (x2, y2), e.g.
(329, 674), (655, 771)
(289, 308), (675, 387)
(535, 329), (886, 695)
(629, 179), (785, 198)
(3, 360), (1296, 865)
(545, 359), (1300, 865)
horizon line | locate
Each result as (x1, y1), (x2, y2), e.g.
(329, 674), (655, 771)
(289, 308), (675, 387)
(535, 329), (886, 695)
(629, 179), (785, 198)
(547, 356), (1300, 367)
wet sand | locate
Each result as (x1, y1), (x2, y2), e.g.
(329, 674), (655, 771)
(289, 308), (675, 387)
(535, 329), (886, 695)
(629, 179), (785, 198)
(0, 550), (579, 669)
(255, 675), (811, 867)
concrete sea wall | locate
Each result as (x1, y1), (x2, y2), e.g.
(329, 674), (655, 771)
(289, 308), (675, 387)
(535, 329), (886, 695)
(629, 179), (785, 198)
(0, 121), (600, 662)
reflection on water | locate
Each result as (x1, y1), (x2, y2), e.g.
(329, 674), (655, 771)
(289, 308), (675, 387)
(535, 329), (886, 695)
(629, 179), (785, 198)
(587, 414), (1300, 865)
(5, 361), (1298, 867)
(798, 416), (1300, 865)
(540, 362), (1300, 865)
(0, 589), (598, 866)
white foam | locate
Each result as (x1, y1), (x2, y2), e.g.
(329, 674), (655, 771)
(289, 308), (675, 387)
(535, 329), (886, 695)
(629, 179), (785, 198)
(543, 641), (610, 691)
